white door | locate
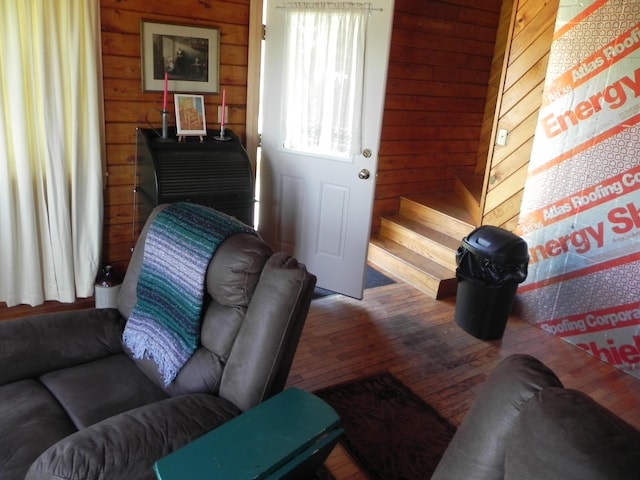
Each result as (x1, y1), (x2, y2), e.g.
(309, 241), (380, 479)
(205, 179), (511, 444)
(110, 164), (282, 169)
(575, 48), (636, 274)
(259, 1), (394, 299)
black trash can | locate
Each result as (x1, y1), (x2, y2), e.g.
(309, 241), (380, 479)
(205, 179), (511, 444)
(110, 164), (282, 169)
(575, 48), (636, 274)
(454, 226), (529, 340)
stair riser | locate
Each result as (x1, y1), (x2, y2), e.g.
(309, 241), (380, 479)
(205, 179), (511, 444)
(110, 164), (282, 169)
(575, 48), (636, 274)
(368, 244), (456, 299)
(370, 192), (473, 299)
(379, 221), (458, 271)
(399, 199), (474, 241)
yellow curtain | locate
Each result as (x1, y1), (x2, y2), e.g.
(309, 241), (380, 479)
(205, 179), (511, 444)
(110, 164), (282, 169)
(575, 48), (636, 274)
(0, 1), (104, 306)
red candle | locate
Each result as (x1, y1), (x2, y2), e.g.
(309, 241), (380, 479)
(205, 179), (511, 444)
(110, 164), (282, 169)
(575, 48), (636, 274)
(163, 71), (168, 111)
(221, 89), (226, 127)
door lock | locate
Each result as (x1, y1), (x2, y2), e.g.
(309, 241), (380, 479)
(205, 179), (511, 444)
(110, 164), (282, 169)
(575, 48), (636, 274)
(362, 149), (372, 158)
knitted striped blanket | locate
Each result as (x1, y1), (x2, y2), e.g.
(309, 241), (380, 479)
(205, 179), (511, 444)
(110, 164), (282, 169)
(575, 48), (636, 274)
(122, 202), (254, 385)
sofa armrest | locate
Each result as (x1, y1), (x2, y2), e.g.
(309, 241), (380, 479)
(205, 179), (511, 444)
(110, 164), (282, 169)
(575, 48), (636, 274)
(0, 308), (125, 385)
(431, 354), (563, 480)
(504, 387), (640, 480)
(25, 393), (241, 480)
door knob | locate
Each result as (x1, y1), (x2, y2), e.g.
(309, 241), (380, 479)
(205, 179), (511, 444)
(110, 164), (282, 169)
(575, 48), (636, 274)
(358, 169), (371, 180)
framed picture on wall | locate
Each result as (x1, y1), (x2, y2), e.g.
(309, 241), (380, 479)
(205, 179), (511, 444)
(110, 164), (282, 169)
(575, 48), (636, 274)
(174, 94), (207, 136)
(141, 20), (220, 93)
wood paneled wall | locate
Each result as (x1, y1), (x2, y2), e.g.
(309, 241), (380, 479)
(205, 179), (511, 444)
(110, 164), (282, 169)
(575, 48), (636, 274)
(2, 0), (561, 313)
(475, 0), (515, 182)
(482, 0), (560, 229)
(100, 0), (251, 276)
(372, 0), (502, 232)
(100, 0), (557, 272)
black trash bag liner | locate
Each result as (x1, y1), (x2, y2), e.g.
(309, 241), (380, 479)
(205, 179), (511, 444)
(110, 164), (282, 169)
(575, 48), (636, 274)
(455, 244), (528, 286)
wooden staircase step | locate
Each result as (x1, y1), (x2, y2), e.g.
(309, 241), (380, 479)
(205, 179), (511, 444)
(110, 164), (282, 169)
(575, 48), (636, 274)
(369, 190), (478, 300)
(400, 193), (476, 241)
(380, 215), (460, 271)
(368, 236), (457, 300)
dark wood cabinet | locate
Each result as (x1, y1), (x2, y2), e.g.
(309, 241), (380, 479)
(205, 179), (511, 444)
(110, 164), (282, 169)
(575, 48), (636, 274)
(135, 128), (255, 227)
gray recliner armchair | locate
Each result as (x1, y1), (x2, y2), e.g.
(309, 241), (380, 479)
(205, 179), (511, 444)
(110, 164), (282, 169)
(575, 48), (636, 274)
(431, 354), (640, 480)
(0, 203), (316, 480)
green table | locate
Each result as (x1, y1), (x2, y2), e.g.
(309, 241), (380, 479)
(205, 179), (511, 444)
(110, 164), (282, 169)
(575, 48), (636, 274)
(154, 387), (343, 479)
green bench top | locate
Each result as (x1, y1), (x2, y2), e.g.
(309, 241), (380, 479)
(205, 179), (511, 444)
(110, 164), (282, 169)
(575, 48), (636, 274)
(154, 387), (342, 479)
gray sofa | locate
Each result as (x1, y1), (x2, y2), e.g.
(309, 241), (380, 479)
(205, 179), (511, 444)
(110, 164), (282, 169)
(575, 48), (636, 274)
(432, 354), (640, 480)
(0, 204), (316, 480)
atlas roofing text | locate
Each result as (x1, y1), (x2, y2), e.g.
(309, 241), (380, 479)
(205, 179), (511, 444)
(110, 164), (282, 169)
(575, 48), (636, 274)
(571, 27), (640, 83)
(543, 171), (640, 222)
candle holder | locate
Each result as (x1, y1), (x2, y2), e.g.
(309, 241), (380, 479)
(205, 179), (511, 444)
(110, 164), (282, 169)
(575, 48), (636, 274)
(213, 124), (231, 141)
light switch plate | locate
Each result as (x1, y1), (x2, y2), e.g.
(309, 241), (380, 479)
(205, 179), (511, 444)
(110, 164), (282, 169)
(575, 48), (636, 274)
(496, 128), (508, 146)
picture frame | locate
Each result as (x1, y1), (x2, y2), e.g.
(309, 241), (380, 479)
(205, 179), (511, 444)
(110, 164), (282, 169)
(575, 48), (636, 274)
(141, 20), (220, 94)
(174, 94), (207, 136)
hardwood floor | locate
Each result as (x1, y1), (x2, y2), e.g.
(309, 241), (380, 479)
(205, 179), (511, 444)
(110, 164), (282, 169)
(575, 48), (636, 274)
(0, 298), (95, 321)
(286, 277), (640, 479)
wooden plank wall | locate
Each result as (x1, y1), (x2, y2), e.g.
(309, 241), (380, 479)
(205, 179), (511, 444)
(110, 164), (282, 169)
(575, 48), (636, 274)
(372, 0), (502, 233)
(100, 0), (250, 277)
(475, 0), (515, 181)
(482, 0), (560, 229)
(1, 0), (561, 313)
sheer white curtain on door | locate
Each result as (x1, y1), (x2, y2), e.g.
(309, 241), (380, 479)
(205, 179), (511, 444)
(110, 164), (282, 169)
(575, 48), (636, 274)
(282, 3), (368, 157)
(0, 1), (104, 307)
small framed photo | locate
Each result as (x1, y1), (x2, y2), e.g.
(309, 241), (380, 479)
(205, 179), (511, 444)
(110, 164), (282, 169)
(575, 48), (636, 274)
(175, 94), (207, 136)
(141, 20), (220, 93)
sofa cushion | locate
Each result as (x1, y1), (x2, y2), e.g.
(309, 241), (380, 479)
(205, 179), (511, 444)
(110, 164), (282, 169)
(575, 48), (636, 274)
(205, 233), (272, 308)
(0, 308), (125, 386)
(127, 347), (225, 398)
(504, 387), (640, 480)
(200, 233), (272, 360)
(0, 379), (76, 480)
(40, 354), (169, 429)
(26, 393), (241, 480)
